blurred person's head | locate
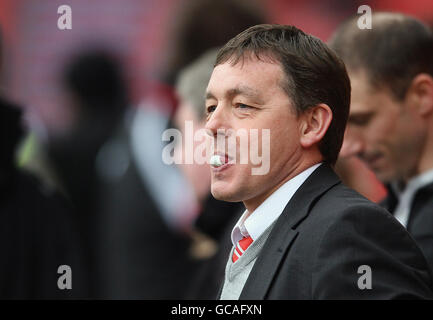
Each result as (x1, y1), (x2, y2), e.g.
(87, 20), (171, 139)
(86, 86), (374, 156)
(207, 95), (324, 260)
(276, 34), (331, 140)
(174, 48), (219, 203)
(205, 24), (350, 211)
(60, 49), (128, 134)
(175, 48), (219, 126)
(161, 0), (265, 85)
(329, 13), (433, 184)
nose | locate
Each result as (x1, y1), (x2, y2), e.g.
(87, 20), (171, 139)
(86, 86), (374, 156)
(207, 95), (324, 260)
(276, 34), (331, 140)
(340, 128), (364, 158)
(205, 104), (229, 137)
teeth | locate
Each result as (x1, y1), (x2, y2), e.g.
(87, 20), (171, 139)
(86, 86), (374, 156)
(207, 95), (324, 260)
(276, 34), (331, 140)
(210, 155), (224, 167)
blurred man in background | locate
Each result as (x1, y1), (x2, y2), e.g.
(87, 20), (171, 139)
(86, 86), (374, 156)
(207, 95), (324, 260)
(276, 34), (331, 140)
(330, 13), (433, 271)
(0, 30), (86, 299)
(37, 50), (200, 299)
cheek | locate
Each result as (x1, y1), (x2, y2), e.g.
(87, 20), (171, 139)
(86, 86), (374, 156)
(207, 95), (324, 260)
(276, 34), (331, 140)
(383, 116), (414, 151)
(366, 114), (398, 145)
(270, 122), (298, 154)
(392, 121), (425, 156)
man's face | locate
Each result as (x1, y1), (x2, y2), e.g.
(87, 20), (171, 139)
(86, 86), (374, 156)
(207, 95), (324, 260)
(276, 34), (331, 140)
(205, 56), (304, 210)
(341, 70), (426, 183)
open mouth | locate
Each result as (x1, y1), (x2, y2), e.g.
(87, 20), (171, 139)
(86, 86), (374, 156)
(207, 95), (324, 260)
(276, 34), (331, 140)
(209, 153), (233, 170)
(364, 153), (383, 168)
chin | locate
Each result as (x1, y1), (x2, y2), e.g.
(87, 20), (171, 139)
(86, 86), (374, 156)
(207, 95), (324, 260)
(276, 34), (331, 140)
(211, 183), (240, 202)
(375, 170), (395, 185)
(211, 188), (233, 202)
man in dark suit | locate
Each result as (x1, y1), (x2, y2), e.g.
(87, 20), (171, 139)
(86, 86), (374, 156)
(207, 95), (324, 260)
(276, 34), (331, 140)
(0, 28), (87, 298)
(204, 24), (433, 299)
(0, 97), (87, 299)
(329, 13), (433, 273)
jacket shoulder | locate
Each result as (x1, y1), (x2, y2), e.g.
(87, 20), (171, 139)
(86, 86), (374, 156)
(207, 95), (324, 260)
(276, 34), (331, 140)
(307, 184), (433, 299)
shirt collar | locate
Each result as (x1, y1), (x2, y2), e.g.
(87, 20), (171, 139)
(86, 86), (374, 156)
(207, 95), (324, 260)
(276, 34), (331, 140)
(391, 167), (433, 227)
(231, 163), (322, 246)
(391, 167), (433, 198)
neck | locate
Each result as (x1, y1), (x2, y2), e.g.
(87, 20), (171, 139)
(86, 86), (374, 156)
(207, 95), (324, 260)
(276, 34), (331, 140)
(407, 126), (433, 183)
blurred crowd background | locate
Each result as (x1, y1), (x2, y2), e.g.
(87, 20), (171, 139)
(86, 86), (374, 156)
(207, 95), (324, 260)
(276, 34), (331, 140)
(1, 0), (433, 299)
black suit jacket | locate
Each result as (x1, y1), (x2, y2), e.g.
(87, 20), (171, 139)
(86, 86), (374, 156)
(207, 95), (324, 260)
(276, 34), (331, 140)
(221, 164), (433, 299)
(382, 182), (433, 275)
(0, 170), (87, 299)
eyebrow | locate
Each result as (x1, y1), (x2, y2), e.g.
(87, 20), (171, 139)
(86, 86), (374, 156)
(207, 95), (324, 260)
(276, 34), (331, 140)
(205, 91), (217, 100)
(348, 111), (375, 124)
(205, 85), (264, 104)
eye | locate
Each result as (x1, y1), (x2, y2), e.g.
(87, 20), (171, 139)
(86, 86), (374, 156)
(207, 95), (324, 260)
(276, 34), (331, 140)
(206, 105), (217, 114)
(348, 113), (373, 126)
(236, 103), (253, 110)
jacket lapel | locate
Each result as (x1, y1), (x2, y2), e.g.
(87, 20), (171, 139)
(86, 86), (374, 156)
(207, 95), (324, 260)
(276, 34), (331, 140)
(239, 164), (341, 299)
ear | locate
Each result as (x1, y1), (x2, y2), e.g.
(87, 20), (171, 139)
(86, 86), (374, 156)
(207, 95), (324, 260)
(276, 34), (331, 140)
(299, 103), (333, 149)
(406, 73), (433, 116)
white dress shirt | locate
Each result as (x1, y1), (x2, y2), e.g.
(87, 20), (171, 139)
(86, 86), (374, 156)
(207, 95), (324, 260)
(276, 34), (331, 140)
(393, 168), (433, 228)
(231, 163), (322, 246)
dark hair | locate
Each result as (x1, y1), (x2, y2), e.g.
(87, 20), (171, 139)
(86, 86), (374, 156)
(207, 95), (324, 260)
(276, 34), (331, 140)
(329, 12), (433, 101)
(215, 24), (351, 165)
(62, 50), (128, 112)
